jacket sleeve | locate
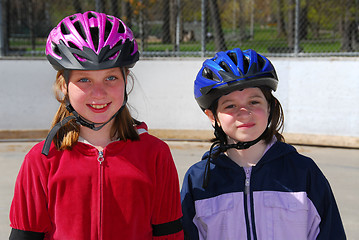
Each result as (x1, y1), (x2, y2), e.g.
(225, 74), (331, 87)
(181, 170), (200, 240)
(9, 147), (52, 237)
(151, 142), (184, 239)
(308, 163), (346, 240)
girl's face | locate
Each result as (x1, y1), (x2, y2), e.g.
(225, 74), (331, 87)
(206, 88), (270, 143)
(63, 68), (126, 125)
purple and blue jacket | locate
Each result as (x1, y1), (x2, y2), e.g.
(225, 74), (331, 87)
(181, 141), (346, 240)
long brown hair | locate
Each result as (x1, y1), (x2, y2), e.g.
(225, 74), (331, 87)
(259, 86), (285, 143)
(51, 69), (139, 151)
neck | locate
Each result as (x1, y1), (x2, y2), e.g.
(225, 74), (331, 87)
(79, 120), (115, 151)
(226, 140), (267, 167)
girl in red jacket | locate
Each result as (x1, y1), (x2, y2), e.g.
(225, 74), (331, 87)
(9, 11), (183, 240)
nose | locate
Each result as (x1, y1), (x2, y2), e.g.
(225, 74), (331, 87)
(237, 107), (251, 117)
(91, 83), (106, 98)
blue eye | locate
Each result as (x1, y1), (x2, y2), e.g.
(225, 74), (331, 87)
(107, 76), (117, 81)
(79, 78), (89, 83)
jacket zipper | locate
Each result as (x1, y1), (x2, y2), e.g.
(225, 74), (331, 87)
(98, 150), (104, 240)
(244, 167), (256, 240)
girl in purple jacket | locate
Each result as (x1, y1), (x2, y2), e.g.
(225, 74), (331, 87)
(181, 48), (346, 240)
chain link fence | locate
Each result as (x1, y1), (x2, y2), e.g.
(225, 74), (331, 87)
(2, 0), (359, 58)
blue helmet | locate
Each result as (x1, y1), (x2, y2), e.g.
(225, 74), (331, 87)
(194, 48), (278, 110)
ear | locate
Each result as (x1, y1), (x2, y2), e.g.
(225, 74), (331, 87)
(61, 80), (67, 96)
(57, 72), (68, 96)
(204, 109), (218, 127)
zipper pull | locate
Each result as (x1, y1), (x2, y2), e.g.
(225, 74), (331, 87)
(98, 151), (104, 164)
(245, 178), (250, 195)
(244, 167), (251, 195)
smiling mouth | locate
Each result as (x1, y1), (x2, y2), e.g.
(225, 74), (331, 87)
(89, 103), (109, 109)
(238, 123), (255, 128)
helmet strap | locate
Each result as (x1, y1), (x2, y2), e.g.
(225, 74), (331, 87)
(202, 120), (267, 188)
(218, 128), (267, 152)
(63, 69), (71, 84)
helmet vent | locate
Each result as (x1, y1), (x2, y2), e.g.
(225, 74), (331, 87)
(219, 61), (231, 73)
(104, 20), (113, 42)
(257, 55), (266, 70)
(108, 39), (123, 59)
(69, 15), (77, 21)
(118, 21), (125, 34)
(68, 41), (80, 51)
(52, 42), (61, 56)
(87, 12), (97, 20)
(90, 27), (99, 51)
(113, 39), (123, 48)
(227, 52), (238, 65)
(60, 22), (70, 35)
(203, 67), (212, 79)
(203, 67), (220, 82)
(74, 21), (87, 41)
(242, 56), (250, 74)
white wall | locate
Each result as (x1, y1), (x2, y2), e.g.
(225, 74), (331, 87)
(1, 58), (358, 138)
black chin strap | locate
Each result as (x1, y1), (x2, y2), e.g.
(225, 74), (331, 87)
(202, 129), (266, 188)
(41, 115), (76, 156)
(41, 68), (128, 156)
(219, 129), (266, 152)
(65, 103), (124, 131)
(41, 101), (127, 156)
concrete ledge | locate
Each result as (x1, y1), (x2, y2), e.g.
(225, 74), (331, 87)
(0, 130), (49, 140)
(149, 130), (359, 149)
(0, 129), (358, 149)
(283, 133), (359, 149)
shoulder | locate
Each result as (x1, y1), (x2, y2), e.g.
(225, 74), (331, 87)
(266, 142), (327, 184)
(268, 141), (317, 166)
(184, 159), (207, 178)
(27, 141), (46, 155)
(136, 122), (171, 151)
(183, 147), (234, 180)
(124, 122), (175, 167)
(23, 141), (68, 168)
(15, 141), (57, 182)
(182, 151), (214, 190)
(23, 141), (49, 161)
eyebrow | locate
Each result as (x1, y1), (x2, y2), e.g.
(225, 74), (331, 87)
(220, 94), (264, 104)
(71, 68), (121, 77)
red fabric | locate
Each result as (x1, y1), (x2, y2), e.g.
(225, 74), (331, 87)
(10, 123), (184, 239)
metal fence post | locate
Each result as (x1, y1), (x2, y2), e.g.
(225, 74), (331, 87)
(294, 0), (300, 56)
(0, 0), (4, 57)
(139, 0), (145, 53)
(201, 0), (206, 57)
(175, 0), (181, 54)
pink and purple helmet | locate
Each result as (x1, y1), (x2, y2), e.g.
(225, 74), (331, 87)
(46, 11), (139, 71)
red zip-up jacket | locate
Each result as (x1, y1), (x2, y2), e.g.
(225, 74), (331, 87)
(9, 123), (184, 240)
